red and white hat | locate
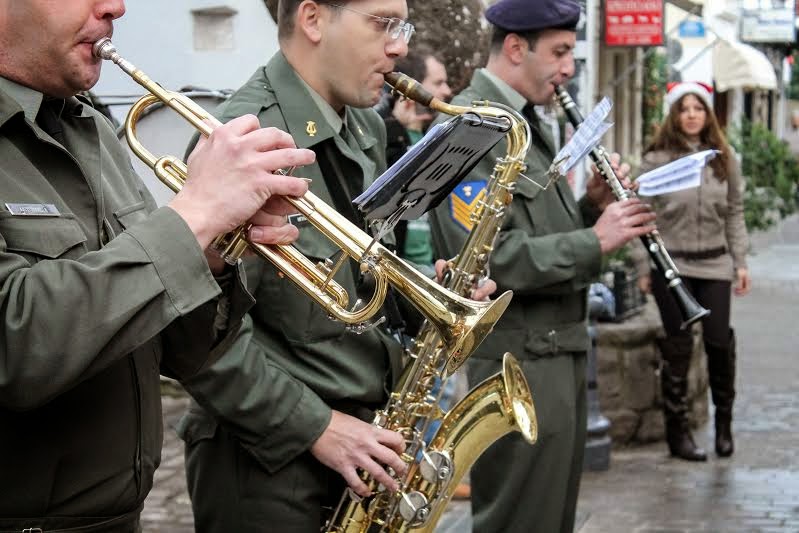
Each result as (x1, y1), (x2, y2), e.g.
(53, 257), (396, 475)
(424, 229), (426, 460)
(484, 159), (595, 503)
(665, 81), (713, 109)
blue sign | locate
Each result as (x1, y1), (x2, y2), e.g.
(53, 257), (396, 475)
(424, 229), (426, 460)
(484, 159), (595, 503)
(679, 20), (705, 38)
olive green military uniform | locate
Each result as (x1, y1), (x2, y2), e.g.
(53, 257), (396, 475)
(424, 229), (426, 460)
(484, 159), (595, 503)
(176, 51), (405, 533)
(0, 78), (253, 532)
(428, 69), (603, 533)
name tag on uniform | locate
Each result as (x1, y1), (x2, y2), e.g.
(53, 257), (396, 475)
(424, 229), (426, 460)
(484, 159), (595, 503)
(5, 203), (61, 216)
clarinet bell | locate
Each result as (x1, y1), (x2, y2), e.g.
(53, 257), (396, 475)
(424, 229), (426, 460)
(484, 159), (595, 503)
(672, 282), (710, 329)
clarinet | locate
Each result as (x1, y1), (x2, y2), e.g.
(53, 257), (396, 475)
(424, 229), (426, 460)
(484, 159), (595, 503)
(554, 86), (709, 328)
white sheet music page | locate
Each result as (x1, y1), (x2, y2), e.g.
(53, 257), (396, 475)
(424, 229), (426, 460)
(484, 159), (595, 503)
(551, 97), (614, 176)
(636, 149), (719, 196)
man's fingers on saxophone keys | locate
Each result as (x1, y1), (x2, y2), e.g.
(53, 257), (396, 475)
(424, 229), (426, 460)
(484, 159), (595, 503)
(360, 456), (399, 493)
(372, 430), (408, 477)
(343, 468), (372, 498)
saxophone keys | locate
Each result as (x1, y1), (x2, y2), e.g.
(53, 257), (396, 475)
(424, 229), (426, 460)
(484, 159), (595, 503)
(398, 491), (431, 526)
(419, 450), (453, 484)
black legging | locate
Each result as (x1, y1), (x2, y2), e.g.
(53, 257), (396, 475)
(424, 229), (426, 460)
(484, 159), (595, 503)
(651, 274), (731, 346)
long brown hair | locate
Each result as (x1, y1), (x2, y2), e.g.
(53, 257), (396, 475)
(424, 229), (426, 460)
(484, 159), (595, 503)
(645, 93), (733, 180)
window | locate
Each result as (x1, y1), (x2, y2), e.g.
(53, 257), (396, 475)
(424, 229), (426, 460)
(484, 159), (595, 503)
(192, 6), (237, 51)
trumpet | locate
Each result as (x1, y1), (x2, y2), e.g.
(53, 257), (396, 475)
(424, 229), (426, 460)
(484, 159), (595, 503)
(554, 86), (709, 329)
(94, 37), (512, 362)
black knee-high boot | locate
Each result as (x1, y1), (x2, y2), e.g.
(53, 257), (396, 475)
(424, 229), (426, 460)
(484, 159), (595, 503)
(706, 329), (736, 457)
(659, 335), (707, 461)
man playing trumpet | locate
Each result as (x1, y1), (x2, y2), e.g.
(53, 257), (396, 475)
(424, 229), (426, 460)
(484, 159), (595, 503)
(0, 0), (313, 531)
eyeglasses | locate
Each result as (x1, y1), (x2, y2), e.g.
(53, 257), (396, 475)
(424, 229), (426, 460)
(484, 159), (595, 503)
(319, 2), (415, 44)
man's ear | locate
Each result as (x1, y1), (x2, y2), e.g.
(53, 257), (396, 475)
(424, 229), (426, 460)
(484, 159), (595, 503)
(297, 0), (324, 44)
(503, 33), (528, 65)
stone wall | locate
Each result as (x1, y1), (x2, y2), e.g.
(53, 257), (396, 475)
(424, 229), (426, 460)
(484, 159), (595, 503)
(595, 298), (709, 445)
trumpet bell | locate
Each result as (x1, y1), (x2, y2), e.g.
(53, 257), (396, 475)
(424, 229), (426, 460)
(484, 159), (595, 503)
(442, 290), (513, 375)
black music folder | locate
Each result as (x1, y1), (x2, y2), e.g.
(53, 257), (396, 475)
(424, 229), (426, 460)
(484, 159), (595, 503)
(354, 112), (509, 221)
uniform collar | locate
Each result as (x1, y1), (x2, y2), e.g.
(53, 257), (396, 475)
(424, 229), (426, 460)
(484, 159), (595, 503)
(0, 76), (44, 124)
(296, 74), (346, 135)
(265, 51), (377, 152)
(478, 68), (527, 113)
(0, 76), (87, 129)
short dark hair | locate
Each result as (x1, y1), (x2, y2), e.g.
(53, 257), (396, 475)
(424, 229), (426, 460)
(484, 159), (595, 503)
(276, 0), (347, 41)
(394, 46), (439, 81)
(490, 25), (542, 54)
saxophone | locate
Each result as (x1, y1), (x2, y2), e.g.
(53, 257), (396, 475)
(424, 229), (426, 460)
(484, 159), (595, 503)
(324, 73), (537, 533)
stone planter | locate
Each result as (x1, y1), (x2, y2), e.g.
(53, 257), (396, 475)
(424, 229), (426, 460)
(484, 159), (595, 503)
(596, 298), (709, 445)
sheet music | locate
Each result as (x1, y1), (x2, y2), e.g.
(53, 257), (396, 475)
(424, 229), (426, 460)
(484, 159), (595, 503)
(552, 97), (614, 176)
(636, 149), (719, 196)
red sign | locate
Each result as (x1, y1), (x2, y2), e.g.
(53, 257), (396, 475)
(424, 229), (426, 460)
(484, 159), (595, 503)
(604, 0), (664, 47)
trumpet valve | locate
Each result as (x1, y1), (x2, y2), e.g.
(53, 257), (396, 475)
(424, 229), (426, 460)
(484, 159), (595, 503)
(211, 226), (250, 265)
(318, 258), (334, 277)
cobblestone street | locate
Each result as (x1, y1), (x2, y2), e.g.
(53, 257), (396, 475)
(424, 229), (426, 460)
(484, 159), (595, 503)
(576, 215), (799, 533)
(143, 216), (799, 532)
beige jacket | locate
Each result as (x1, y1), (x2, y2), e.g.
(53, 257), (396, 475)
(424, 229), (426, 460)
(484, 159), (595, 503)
(634, 148), (749, 281)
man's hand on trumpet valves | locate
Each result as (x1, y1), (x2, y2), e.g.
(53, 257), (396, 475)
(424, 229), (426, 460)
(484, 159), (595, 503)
(171, 114), (315, 251)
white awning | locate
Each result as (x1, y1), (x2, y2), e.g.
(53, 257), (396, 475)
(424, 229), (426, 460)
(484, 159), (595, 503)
(712, 39), (778, 92)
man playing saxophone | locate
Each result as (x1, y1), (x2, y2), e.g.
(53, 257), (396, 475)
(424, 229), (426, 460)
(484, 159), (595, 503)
(428, 0), (656, 531)
(177, 1), (495, 531)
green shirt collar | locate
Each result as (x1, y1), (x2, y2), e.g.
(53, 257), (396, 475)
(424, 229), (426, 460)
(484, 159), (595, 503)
(264, 51), (376, 151)
(479, 68), (527, 113)
(296, 75), (347, 135)
(0, 75), (44, 123)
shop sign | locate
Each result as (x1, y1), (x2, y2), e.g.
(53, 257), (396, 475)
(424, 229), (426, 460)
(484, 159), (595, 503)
(604, 0), (664, 47)
(741, 9), (796, 43)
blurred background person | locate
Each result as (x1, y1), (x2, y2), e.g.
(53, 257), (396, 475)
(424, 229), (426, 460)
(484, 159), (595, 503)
(379, 47), (453, 274)
(637, 81), (751, 462)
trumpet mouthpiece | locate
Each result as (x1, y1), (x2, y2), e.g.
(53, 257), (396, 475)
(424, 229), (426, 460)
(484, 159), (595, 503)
(92, 37), (116, 60)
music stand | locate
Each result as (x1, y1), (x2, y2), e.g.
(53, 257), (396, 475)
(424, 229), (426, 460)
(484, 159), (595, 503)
(354, 112), (510, 226)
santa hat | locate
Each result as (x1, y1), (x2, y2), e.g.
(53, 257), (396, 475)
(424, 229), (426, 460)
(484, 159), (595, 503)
(665, 81), (713, 109)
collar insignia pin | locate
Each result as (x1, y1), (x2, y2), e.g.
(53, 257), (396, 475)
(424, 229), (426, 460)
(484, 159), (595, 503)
(306, 121), (317, 137)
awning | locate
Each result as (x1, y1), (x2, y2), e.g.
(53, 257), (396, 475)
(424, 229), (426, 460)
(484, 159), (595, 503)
(712, 39), (778, 92)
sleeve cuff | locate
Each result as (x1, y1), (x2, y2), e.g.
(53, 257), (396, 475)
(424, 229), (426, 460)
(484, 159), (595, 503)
(243, 386), (333, 473)
(570, 227), (603, 284)
(125, 207), (221, 315)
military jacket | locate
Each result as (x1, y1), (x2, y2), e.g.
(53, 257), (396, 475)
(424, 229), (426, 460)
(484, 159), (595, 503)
(635, 148), (748, 281)
(178, 52), (404, 473)
(428, 69), (602, 360)
(0, 80), (252, 524)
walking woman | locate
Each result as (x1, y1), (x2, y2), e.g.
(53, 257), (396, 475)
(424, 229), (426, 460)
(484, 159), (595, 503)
(638, 82), (751, 461)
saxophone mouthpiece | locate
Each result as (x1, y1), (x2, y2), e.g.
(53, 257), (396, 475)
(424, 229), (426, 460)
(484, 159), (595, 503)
(384, 72), (434, 107)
